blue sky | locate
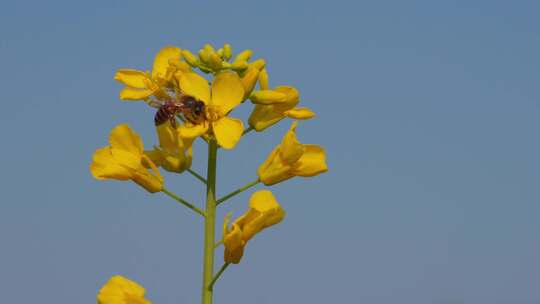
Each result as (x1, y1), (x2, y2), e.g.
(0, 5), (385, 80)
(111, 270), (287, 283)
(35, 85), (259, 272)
(1, 1), (539, 303)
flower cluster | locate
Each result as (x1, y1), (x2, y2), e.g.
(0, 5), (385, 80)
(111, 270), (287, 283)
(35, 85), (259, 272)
(90, 43), (328, 303)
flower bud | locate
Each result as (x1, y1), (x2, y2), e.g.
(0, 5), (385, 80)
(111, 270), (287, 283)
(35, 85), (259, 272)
(241, 67), (260, 99)
(208, 53), (223, 71)
(250, 90), (288, 105)
(249, 59), (266, 70)
(259, 68), (269, 90)
(231, 60), (248, 71)
(223, 43), (232, 60)
(234, 49), (253, 62)
(182, 50), (200, 67)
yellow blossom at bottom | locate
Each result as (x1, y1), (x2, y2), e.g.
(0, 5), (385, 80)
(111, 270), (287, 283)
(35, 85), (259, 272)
(97, 275), (151, 304)
(222, 190), (285, 264)
(258, 121), (328, 186)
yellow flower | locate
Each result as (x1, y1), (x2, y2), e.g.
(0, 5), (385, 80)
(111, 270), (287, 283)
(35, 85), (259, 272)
(177, 71), (245, 149)
(258, 121), (327, 186)
(97, 275), (151, 304)
(248, 86), (315, 131)
(90, 124), (164, 193)
(222, 190), (285, 264)
(145, 120), (193, 173)
(114, 46), (182, 101)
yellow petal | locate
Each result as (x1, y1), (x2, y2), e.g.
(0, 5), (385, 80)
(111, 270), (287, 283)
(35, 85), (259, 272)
(243, 190), (285, 240)
(211, 72), (245, 114)
(292, 144), (328, 177)
(285, 107), (316, 120)
(90, 147), (132, 180)
(248, 105), (286, 132)
(155, 121), (178, 152)
(179, 122), (209, 139)
(212, 117), (243, 149)
(249, 90), (287, 105)
(177, 72), (211, 104)
(109, 124), (144, 155)
(152, 46), (181, 79)
(119, 87), (153, 101)
(279, 122), (305, 164)
(114, 69), (148, 89)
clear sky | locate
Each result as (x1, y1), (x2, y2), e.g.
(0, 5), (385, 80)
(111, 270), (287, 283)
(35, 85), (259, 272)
(1, 1), (539, 303)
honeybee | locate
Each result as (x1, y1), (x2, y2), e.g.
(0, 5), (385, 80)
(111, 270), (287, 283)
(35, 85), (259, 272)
(154, 95), (205, 127)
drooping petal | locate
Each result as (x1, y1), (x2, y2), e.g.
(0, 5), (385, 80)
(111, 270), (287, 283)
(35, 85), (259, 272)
(223, 223), (245, 264)
(177, 72), (211, 104)
(152, 46), (181, 79)
(212, 116), (244, 150)
(179, 122), (209, 139)
(109, 124), (144, 155)
(114, 69), (149, 89)
(285, 107), (316, 120)
(119, 87), (153, 101)
(248, 105), (286, 132)
(292, 144), (328, 177)
(211, 72), (245, 114)
(279, 122), (305, 165)
(90, 147), (132, 180)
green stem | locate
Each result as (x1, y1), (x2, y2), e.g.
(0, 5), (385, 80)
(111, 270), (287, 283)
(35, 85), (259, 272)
(201, 139), (218, 304)
(208, 263), (230, 291)
(216, 179), (260, 206)
(162, 188), (205, 217)
(187, 168), (207, 185)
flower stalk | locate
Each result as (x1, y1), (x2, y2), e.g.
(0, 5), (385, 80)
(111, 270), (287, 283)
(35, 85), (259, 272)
(201, 139), (218, 304)
(208, 263), (230, 291)
(162, 187), (205, 217)
(216, 179), (260, 206)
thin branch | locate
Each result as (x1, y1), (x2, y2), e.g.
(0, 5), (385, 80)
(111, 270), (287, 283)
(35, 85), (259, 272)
(187, 168), (207, 184)
(216, 178), (260, 206)
(162, 187), (205, 217)
(208, 263), (231, 291)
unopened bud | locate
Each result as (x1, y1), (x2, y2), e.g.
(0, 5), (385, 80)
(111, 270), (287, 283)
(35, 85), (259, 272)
(231, 60), (248, 71)
(250, 90), (288, 105)
(223, 44), (232, 60)
(234, 49), (253, 62)
(259, 68), (269, 90)
(182, 50), (200, 67)
(241, 67), (260, 98)
(249, 59), (266, 70)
